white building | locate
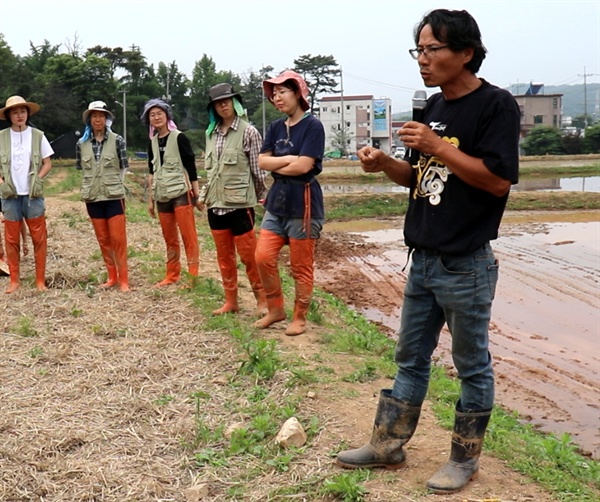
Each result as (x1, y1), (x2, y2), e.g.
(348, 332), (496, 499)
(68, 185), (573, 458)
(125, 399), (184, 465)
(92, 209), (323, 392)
(318, 95), (393, 155)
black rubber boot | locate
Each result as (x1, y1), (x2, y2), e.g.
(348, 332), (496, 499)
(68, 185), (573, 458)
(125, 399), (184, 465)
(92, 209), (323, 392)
(336, 389), (421, 470)
(426, 405), (492, 494)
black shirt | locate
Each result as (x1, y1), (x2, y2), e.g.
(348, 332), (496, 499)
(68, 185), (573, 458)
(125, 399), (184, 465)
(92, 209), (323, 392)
(404, 80), (520, 255)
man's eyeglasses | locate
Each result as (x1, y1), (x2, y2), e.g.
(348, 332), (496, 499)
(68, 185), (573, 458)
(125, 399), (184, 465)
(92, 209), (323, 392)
(408, 45), (448, 60)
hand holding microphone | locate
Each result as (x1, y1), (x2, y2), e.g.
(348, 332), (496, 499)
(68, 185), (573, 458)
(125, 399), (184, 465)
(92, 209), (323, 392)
(407, 90), (427, 165)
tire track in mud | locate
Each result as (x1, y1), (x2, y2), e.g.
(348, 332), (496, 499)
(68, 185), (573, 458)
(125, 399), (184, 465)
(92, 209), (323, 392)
(316, 218), (600, 459)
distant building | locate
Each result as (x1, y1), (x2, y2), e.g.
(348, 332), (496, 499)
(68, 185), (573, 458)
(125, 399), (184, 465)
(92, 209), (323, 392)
(513, 82), (563, 136)
(318, 95), (392, 154)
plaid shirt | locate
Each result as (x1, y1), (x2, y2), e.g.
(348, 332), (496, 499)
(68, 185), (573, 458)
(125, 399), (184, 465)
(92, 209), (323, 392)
(211, 116), (267, 216)
(75, 131), (129, 170)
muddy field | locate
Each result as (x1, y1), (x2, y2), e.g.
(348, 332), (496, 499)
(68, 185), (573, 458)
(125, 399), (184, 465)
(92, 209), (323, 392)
(317, 210), (600, 460)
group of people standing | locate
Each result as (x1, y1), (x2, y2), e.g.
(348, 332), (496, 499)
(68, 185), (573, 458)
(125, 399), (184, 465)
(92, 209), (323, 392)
(0, 70), (325, 338)
(0, 8), (521, 495)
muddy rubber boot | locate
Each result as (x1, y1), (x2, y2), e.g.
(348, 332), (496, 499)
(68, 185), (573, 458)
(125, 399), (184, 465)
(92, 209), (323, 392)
(107, 214), (130, 292)
(91, 218), (118, 288)
(254, 229), (286, 329)
(285, 238), (316, 336)
(156, 212), (181, 286)
(212, 230), (239, 315)
(4, 220), (22, 293)
(26, 216), (48, 291)
(174, 204), (200, 279)
(336, 389), (421, 470)
(234, 230), (267, 316)
(426, 406), (492, 494)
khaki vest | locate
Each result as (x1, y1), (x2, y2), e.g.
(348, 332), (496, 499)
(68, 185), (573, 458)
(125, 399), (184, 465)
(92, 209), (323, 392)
(79, 132), (126, 202)
(204, 121), (256, 208)
(151, 130), (189, 203)
(0, 127), (44, 199)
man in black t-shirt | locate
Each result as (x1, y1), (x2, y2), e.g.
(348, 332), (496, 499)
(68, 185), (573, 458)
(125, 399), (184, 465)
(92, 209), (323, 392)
(336, 9), (520, 495)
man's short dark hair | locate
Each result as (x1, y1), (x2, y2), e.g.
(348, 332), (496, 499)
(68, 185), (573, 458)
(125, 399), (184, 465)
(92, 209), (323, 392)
(414, 9), (487, 73)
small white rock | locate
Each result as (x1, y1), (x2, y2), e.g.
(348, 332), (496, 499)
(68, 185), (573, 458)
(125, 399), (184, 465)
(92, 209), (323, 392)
(275, 417), (307, 448)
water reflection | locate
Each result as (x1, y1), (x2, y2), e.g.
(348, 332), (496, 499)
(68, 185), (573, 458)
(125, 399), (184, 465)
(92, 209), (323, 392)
(321, 176), (600, 195)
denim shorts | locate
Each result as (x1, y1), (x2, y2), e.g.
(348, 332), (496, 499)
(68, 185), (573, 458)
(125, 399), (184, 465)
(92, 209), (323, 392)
(261, 211), (323, 240)
(0, 196), (46, 221)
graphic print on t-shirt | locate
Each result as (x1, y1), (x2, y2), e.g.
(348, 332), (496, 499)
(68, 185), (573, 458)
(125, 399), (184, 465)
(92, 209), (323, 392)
(414, 131), (458, 206)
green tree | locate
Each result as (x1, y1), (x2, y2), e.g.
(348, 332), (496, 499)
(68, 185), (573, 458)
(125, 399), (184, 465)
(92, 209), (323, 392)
(117, 45), (163, 149)
(0, 34), (27, 99)
(582, 124), (600, 153)
(521, 126), (564, 156)
(293, 54), (340, 114)
(328, 125), (354, 156)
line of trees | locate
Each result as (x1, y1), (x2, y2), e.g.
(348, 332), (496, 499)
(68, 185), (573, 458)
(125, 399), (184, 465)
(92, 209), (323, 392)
(0, 34), (341, 152)
(521, 125), (600, 155)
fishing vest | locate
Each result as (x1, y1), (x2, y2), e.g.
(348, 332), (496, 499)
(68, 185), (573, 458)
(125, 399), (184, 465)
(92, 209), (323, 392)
(0, 127), (44, 199)
(150, 130), (189, 203)
(79, 132), (126, 202)
(204, 121), (256, 208)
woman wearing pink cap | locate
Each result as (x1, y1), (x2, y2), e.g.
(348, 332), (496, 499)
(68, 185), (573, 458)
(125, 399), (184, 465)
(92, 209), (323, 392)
(254, 70), (325, 336)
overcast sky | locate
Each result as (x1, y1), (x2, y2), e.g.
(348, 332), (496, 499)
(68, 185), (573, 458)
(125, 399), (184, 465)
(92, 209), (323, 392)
(1, 0), (598, 112)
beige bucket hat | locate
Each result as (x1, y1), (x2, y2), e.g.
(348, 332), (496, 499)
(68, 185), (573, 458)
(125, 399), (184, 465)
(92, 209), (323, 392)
(0, 95), (41, 120)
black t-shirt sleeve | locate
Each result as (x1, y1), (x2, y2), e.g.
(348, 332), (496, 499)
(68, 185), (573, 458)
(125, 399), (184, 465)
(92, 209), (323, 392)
(177, 133), (198, 182)
(147, 141), (154, 174)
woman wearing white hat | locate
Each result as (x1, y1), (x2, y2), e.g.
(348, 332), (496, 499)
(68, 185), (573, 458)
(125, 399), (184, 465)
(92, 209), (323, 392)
(75, 100), (130, 292)
(0, 95), (54, 293)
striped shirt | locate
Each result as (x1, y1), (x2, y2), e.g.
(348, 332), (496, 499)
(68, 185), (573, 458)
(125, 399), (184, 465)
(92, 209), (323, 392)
(210, 116), (267, 216)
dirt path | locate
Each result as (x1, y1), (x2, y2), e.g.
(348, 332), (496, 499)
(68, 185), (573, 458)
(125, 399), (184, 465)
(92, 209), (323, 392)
(316, 210), (600, 460)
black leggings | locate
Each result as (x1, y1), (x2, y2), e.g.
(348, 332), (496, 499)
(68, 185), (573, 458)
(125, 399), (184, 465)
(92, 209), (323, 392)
(86, 199), (125, 219)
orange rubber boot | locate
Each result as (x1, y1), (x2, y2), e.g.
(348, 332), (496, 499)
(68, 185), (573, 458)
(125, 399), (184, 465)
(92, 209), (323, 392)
(4, 220), (22, 293)
(212, 229), (239, 315)
(285, 238), (316, 336)
(107, 214), (130, 292)
(174, 205), (200, 279)
(91, 218), (117, 288)
(157, 212), (181, 286)
(235, 230), (267, 316)
(254, 229), (287, 329)
(26, 216), (48, 291)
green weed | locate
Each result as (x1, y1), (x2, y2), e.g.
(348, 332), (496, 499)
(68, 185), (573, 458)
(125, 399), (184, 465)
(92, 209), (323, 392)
(322, 471), (370, 502)
(15, 315), (39, 337)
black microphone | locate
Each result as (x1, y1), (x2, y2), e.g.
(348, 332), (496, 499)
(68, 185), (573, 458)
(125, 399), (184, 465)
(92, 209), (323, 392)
(409, 90), (427, 165)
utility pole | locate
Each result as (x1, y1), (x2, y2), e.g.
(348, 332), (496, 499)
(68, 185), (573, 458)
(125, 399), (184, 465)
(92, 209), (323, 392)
(114, 91), (128, 147)
(121, 90), (127, 147)
(579, 67), (593, 128)
(340, 65), (345, 156)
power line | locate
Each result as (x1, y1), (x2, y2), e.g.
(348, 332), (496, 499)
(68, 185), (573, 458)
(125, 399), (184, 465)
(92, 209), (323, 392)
(342, 71), (417, 92)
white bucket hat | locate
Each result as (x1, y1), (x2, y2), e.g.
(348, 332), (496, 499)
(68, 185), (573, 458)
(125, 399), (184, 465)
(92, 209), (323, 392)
(82, 101), (114, 123)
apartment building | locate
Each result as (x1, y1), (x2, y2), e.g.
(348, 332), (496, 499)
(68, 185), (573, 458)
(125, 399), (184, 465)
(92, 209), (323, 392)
(318, 95), (392, 155)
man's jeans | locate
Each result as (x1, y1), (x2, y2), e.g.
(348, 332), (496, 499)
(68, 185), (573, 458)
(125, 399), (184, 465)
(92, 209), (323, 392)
(392, 243), (499, 411)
